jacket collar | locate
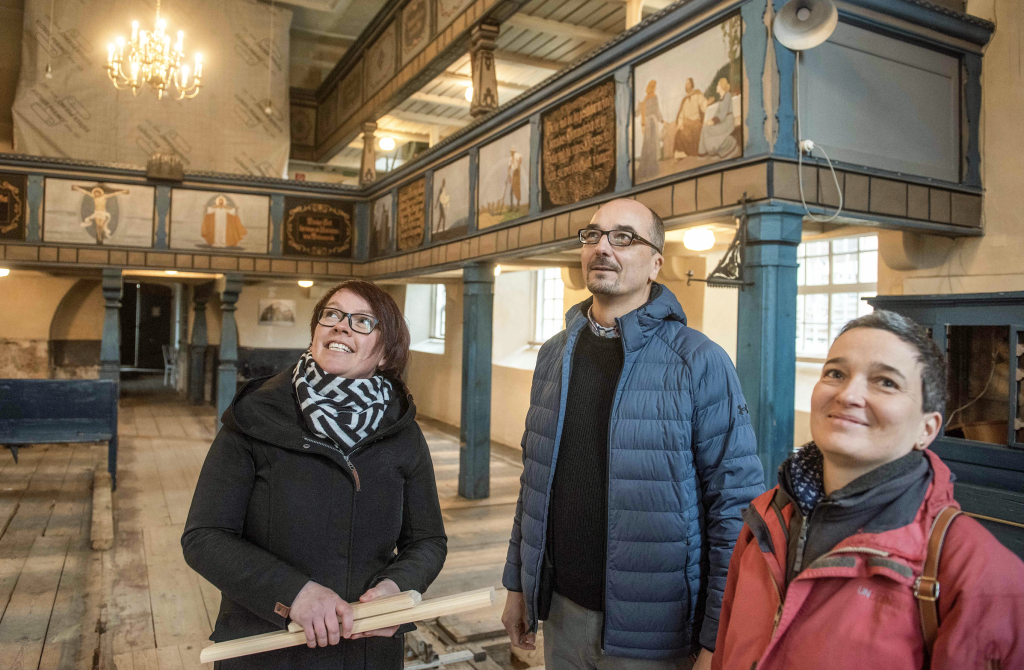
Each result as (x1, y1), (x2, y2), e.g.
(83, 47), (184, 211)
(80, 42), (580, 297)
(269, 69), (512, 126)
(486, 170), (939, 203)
(222, 368), (417, 456)
(753, 449), (958, 567)
(564, 282), (686, 354)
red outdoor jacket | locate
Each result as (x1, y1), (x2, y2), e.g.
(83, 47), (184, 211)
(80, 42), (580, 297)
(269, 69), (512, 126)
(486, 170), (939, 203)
(712, 450), (1024, 670)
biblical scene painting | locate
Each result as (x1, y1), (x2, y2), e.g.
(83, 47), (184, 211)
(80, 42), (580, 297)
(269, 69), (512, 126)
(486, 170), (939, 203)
(43, 178), (153, 247)
(431, 156), (470, 242)
(478, 124), (530, 229)
(633, 16), (743, 184)
(0, 173), (26, 241)
(370, 194), (392, 257)
(169, 190), (269, 253)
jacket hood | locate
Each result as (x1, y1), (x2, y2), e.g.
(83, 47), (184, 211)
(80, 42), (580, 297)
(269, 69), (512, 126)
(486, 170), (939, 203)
(221, 367), (417, 455)
(564, 282), (687, 353)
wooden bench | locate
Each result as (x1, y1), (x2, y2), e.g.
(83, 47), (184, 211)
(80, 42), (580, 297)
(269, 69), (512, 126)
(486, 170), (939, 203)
(0, 379), (119, 488)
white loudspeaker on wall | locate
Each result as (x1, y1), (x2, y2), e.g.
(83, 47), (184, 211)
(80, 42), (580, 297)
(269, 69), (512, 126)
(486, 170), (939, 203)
(773, 0), (839, 51)
(773, 0), (844, 223)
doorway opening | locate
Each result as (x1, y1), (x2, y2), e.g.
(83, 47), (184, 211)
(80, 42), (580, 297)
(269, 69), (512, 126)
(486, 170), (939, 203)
(119, 282), (178, 394)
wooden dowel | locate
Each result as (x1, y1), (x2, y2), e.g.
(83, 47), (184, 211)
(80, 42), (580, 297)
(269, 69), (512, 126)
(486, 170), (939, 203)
(200, 587), (495, 664)
(285, 590), (421, 633)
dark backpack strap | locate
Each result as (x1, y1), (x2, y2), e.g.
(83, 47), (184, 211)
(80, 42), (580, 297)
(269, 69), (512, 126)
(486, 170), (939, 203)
(915, 506), (962, 656)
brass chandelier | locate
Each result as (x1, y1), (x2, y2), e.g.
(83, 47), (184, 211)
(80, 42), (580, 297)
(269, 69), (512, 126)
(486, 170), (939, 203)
(106, 0), (202, 100)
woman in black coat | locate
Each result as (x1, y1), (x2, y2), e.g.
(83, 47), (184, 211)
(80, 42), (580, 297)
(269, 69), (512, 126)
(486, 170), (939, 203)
(182, 280), (447, 669)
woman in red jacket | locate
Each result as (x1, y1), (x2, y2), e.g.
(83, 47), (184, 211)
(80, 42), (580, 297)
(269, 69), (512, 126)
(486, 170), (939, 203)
(712, 310), (1024, 670)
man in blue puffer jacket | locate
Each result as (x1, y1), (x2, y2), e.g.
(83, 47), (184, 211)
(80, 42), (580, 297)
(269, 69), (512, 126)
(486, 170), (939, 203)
(501, 199), (764, 669)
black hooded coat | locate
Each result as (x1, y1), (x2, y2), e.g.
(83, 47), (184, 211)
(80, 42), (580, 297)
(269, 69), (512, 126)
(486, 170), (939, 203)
(181, 369), (447, 669)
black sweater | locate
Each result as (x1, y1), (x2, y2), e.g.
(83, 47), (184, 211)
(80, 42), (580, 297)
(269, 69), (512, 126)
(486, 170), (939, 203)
(182, 370), (447, 669)
(546, 327), (625, 612)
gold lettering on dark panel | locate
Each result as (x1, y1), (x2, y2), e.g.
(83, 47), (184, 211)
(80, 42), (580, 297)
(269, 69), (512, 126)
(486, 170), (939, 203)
(283, 197), (354, 258)
(0, 173), (26, 240)
(397, 178), (426, 250)
(541, 79), (617, 209)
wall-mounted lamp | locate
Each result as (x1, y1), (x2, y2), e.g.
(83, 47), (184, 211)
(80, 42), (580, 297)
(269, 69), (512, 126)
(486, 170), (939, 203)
(0, 268), (9, 277)
(682, 228), (716, 252)
(298, 280), (314, 288)
(494, 264), (502, 277)
(378, 137), (396, 151)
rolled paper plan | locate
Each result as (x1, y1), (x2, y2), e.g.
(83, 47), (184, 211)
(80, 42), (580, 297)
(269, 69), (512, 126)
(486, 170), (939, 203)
(200, 587), (495, 664)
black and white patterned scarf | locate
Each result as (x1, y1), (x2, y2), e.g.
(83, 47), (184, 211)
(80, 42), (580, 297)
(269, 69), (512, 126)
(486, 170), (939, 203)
(292, 350), (393, 453)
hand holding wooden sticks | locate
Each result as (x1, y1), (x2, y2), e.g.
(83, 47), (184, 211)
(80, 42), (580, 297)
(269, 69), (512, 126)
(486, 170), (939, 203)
(200, 587), (496, 663)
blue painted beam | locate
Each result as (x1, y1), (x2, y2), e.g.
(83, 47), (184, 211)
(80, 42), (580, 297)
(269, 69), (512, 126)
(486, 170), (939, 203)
(468, 148), (480, 235)
(615, 64), (632, 192)
(355, 200), (369, 261)
(962, 53), (983, 188)
(154, 186), (170, 249)
(529, 114), (541, 218)
(216, 274), (243, 428)
(270, 194), (285, 256)
(26, 175), (43, 242)
(189, 283), (212, 405)
(742, 0), (772, 156)
(459, 262), (496, 500)
(771, 0), (797, 159)
(736, 202), (803, 484)
(100, 268), (123, 383)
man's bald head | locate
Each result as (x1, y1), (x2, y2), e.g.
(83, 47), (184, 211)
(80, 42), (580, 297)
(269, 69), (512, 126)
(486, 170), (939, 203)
(592, 199), (665, 253)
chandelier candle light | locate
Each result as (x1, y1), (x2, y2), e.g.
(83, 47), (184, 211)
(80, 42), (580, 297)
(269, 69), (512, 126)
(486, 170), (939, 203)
(106, 0), (202, 100)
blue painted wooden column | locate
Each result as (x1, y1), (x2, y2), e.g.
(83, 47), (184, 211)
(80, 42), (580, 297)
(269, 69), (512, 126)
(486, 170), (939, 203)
(459, 262), (496, 500)
(216, 274), (243, 427)
(736, 203), (803, 484)
(189, 283), (212, 404)
(100, 268), (123, 382)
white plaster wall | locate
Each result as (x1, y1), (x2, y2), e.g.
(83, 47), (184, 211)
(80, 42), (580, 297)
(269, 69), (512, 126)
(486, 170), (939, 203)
(234, 281), (322, 350)
(405, 282), (463, 428)
(879, 0), (1024, 296)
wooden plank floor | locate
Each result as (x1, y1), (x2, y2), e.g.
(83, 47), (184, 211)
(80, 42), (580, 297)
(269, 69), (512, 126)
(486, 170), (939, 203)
(0, 391), (519, 669)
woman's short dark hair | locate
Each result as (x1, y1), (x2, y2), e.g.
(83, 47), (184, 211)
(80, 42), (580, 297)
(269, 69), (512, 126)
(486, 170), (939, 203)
(310, 280), (410, 379)
(837, 310), (947, 415)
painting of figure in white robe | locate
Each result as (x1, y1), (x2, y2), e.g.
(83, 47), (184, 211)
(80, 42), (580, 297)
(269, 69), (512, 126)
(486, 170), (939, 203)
(633, 15), (742, 184)
(170, 190), (269, 253)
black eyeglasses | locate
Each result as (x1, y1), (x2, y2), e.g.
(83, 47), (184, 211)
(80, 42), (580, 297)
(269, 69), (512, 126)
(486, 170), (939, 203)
(317, 308), (380, 335)
(578, 228), (662, 253)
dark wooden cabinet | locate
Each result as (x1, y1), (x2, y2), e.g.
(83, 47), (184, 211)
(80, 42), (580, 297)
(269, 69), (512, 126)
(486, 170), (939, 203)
(867, 292), (1023, 557)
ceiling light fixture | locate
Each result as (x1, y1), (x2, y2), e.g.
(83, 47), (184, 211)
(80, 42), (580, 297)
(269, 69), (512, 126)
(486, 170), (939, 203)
(298, 280), (314, 288)
(494, 264), (501, 277)
(378, 136), (396, 151)
(165, 270), (178, 275)
(683, 227), (716, 252)
(0, 268), (9, 277)
(107, 0), (202, 100)
(465, 86), (474, 102)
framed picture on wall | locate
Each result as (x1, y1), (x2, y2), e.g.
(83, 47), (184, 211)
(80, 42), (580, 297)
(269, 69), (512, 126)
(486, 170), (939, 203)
(632, 15), (743, 185)
(169, 189), (270, 253)
(478, 124), (530, 229)
(0, 173), (27, 241)
(430, 156), (471, 242)
(43, 178), (154, 247)
(282, 197), (355, 258)
(258, 299), (296, 326)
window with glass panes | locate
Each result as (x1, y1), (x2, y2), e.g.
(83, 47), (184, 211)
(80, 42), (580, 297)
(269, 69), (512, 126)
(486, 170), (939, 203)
(534, 268), (565, 343)
(430, 284), (446, 340)
(796, 235), (878, 357)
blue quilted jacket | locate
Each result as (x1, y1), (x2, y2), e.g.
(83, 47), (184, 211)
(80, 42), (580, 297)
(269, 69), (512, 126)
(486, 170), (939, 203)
(502, 283), (764, 660)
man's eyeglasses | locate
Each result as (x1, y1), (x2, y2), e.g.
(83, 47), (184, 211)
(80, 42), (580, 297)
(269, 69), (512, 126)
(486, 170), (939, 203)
(578, 228), (662, 253)
(317, 308), (379, 335)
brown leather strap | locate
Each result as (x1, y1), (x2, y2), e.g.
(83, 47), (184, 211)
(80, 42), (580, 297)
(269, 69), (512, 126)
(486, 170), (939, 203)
(915, 506), (961, 656)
